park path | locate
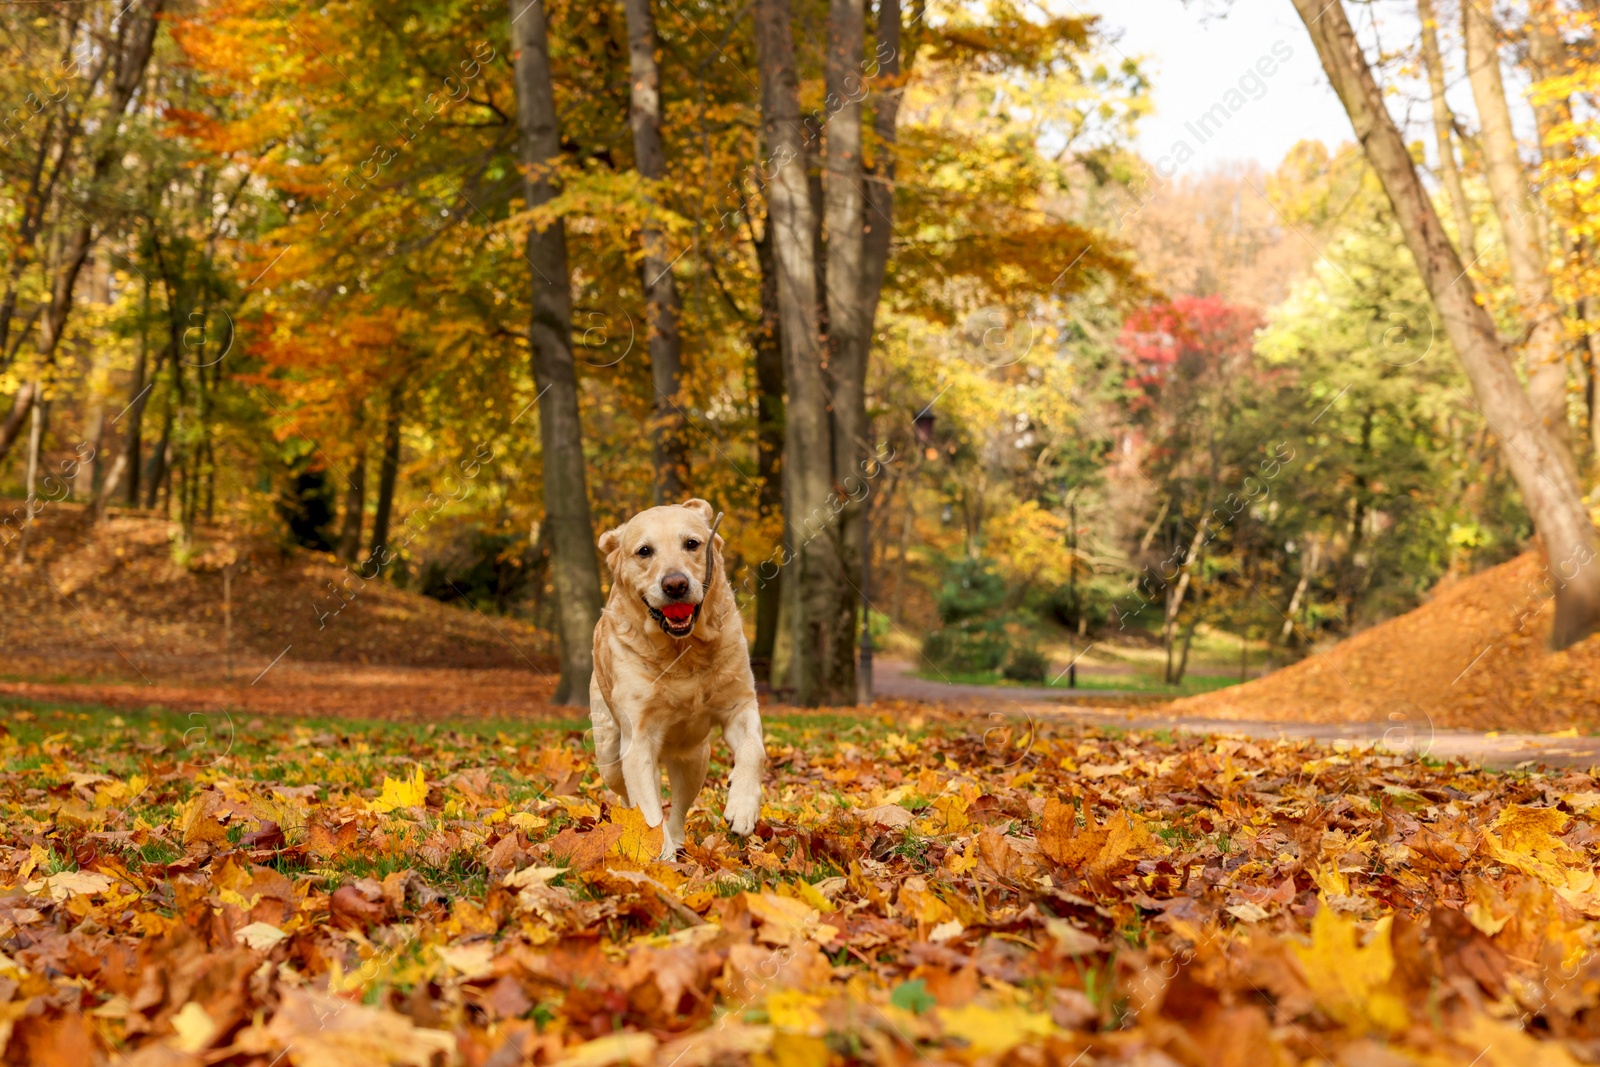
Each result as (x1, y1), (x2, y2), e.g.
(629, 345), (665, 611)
(872, 658), (1600, 771)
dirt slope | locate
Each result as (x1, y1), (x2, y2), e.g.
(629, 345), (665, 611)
(1171, 550), (1600, 732)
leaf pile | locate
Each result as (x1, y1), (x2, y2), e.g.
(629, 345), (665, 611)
(1176, 549), (1600, 732)
(1, 703), (1599, 1065)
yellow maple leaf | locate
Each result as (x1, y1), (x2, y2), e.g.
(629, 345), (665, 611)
(744, 892), (838, 945)
(169, 1002), (218, 1053)
(1090, 810), (1155, 878)
(1037, 798), (1153, 877)
(1451, 1013), (1586, 1067)
(939, 1003), (1054, 1055)
(1482, 805), (1598, 912)
(916, 794), (971, 836)
(765, 988), (827, 1034)
(944, 837), (978, 876)
(369, 766), (427, 814)
(1310, 862), (1350, 897)
(1291, 906), (1408, 1032)
(1489, 804), (1571, 853)
(16, 843), (49, 882)
(776, 877), (837, 913)
(607, 805), (664, 864)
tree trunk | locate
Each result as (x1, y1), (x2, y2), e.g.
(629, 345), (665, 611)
(511, 0), (605, 706)
(754, 0), (850, 705)
(1281, 538), (1320, 642)
(1415, 0), (1476, 263)
(822, 0), (871, 703)
(369, 390), (402, 560)
(862, 0), (903, 308)
(750, 217), (786, 672)
(75, 397), (104, 501)
(1161, 517), (1208, 682)
(12, 389), (45, 566)
(124, 289), (152, 507)
(1293, 0), (1600, 651)
(337, 451), (366, 562)
(1171, 619), (1197, 686)
(1461, 0), (1573, 476)
(94, 452), (128, 521)
(622, 0), (689, 503)
(144, 389), (173, 511)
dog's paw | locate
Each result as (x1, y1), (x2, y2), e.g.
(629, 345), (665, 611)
(658, 837), (683, 862)
(723, 788), (760, 837)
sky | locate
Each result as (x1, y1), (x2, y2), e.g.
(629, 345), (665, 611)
(1075, 0), (1362, 171)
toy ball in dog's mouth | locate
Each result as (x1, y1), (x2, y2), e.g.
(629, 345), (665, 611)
(647, 599), (697, 636)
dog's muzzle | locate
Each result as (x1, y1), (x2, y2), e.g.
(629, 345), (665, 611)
(645, 597), (698, 637)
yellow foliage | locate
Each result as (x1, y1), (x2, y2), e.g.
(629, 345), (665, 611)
(369, 766), (427, 814)
(1291, 907), (1408, 1033)
(938, 1003), (1055, 1055)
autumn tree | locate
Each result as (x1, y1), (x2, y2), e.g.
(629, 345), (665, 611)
(0, 0), (165, 465)
(1290, 0), (1600, 650)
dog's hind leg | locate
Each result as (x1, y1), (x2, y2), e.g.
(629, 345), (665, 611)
(588, 687), (629, 804)
(662, 742), (709, 860)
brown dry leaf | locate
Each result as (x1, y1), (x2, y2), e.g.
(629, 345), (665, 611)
(306, 819), (358, 858)
(546, 823), (626, 872)
(252, 988), (453, 1066)
(1037, 797), (1102, 867)
(329, 885), (384, 931)
(178, 792), (230, 853)
(1036, 797), (1152, 877)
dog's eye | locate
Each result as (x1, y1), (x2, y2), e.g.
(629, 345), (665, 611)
(636, 545), (653, 558)
(685, 539), (700, 552)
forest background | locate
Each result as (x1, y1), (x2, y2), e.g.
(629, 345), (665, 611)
(5, 0), (1600, 712)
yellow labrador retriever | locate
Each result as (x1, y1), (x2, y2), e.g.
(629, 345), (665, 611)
(590, 499), (764, 859)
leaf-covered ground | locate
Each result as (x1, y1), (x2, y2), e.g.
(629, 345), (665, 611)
(2, 698), (1599, 1066)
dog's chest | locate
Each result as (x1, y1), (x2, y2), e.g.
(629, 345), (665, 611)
(648, 655), (721, 713)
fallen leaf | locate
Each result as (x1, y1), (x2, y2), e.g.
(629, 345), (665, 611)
(369, 766), (428, 814)
(234, 921), (288, 952)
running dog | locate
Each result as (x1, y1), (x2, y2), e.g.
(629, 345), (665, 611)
(590, 499), (764, 859)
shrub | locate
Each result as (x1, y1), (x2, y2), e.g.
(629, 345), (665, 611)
(922, 618), (1008, 674)
(1002, 645), (1050, 683)
(1042, 576), (1118, 633)
(418, 527), (537, 612)
(934, 557), (1007, 624)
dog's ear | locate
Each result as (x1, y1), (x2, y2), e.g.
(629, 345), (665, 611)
(598, 526), (622, 556)
(680, 498), (715, 524)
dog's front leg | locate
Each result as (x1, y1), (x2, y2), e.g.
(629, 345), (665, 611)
(619, 720), (665, 828)
(720, 700), (765, 837)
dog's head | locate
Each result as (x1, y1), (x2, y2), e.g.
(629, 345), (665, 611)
(599, 498), (722, 638)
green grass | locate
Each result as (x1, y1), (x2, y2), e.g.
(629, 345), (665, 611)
(910, 668), (1243, 696)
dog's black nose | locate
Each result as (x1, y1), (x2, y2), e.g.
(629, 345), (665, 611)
(661, 572), (690, 599)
